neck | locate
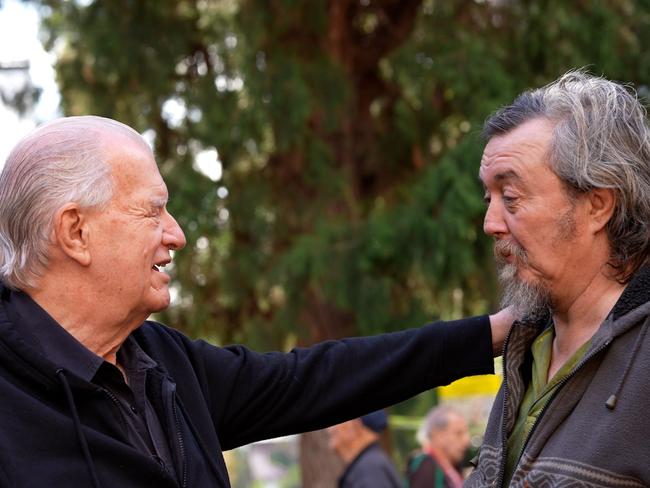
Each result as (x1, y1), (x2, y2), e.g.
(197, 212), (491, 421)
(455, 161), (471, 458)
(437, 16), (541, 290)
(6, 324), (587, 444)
(427, 446), (455, 471)
(26, 274), (145, 365)
(426, 445), (463, 486)
(548, 265), (625, 378)
(339, 435), (377, 465)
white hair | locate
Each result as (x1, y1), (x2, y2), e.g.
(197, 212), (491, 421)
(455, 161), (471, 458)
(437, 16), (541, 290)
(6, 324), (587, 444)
(416, 405), (458, 447)
(0, 115), (148, 289)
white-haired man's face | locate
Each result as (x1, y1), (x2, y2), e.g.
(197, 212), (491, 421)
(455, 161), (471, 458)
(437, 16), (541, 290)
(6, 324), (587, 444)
(84, 134), (186, 320)
(429, 412), (470, 466)
(479, 117), (596, 320)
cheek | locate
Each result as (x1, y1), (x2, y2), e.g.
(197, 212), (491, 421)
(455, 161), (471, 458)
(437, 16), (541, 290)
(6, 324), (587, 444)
(507, 217), (552, 253)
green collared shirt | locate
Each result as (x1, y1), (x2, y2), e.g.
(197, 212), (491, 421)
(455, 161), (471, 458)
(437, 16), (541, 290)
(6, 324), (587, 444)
(504, 326), (591, 484)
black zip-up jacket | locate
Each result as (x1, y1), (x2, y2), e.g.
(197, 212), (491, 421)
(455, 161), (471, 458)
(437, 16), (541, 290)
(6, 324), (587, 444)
(0, 295), (494, 487)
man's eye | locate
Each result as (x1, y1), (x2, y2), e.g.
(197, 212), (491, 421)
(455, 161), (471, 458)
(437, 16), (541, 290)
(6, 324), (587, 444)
(503, 195), (517, 205)
(483, 194), (491, 204)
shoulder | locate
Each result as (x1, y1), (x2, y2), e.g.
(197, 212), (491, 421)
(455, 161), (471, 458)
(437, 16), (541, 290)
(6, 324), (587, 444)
(346, 445), (401, 484)
(355, 447), (391, 470)
(130, 320), (233, 373)
(133, 320), (190, 353)
(130, 321), (266, 380)
(408, 452), (440, 482)
(410, 452), (438, 470)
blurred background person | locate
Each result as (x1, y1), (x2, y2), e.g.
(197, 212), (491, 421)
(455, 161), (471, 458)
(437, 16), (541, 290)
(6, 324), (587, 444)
(328, 410), (402, 488)
(406, 406), (470, 488)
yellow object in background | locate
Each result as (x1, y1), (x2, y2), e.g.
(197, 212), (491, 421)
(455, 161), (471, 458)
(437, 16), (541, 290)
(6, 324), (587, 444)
(438, 374), (502, 399)
(438, 358), (503, 399)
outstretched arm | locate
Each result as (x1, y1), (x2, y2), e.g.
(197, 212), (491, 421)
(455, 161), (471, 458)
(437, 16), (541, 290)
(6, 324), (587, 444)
(143, 311), (514, 450)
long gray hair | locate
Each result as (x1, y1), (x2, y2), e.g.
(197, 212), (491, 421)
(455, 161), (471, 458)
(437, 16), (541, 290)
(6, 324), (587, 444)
(0, 116), (147, 289)
(484, 70), (650, 282)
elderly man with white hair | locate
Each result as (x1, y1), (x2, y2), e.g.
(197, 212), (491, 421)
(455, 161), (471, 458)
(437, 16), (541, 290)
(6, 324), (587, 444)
(0, 115), (511, 487)
(407, 405), (470, 488)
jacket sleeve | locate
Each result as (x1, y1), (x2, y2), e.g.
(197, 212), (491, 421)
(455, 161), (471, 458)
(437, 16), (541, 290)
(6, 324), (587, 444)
(148, 315), (493, 449)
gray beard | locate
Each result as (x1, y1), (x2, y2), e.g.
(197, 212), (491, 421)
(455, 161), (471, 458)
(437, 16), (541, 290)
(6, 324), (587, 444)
(498, 262), (551, 323)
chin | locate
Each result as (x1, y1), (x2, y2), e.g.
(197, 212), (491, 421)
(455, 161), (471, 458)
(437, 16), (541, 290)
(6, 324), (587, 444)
(145, 290), (172, 314)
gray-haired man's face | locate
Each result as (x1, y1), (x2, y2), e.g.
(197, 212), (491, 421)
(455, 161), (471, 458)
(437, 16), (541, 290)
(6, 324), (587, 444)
(479, 117), (590, 321)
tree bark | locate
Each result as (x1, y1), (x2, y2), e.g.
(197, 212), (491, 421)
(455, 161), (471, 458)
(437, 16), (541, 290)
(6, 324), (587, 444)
(293, 2), (423, 486)
(300, 429), (345, 488)
(296, 287), (354, 487)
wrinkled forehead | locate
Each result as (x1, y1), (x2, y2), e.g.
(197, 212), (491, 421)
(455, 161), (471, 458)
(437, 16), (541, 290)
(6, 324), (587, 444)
(97, 123), (152, 155)
(479, 118), (556, 180)
(102, 134), (166, 197)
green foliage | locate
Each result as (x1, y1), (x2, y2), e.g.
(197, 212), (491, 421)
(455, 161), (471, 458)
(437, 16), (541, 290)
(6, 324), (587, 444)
(27, 0), (650, 350)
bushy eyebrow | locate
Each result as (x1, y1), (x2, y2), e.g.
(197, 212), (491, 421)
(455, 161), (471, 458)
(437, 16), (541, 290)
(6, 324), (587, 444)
(479, 169), (523, 187)
(493, 170), (521, 182)
(149, 195), (169, 208)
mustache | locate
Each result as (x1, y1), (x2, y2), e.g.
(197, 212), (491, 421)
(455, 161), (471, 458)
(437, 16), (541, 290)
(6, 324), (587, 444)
(494, 239), (528, 265)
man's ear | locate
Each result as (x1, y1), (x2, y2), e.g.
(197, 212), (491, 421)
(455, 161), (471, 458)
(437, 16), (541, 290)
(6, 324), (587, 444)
(587, 187), (616, 233)
(52, 203), (92, 266)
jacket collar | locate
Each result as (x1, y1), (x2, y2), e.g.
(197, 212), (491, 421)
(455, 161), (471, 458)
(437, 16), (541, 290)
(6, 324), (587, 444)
(2, 287), (103, 383)
(612, 265), (650, 319)
(501, 265), (650, 434)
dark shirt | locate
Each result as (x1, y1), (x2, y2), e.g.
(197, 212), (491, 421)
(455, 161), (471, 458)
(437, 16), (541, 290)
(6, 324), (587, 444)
(407, 453), (452, 488)
(3, 289), (176, 478)
(338, 442), (402, 488)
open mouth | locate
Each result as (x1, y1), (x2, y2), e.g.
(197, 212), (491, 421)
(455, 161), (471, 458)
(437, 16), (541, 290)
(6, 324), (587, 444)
(152, 258), (171, 272)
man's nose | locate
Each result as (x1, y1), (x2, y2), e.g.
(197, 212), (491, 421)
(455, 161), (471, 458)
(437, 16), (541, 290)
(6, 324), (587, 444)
(483, 201), (508, 237)
(163, 212), (187, 251)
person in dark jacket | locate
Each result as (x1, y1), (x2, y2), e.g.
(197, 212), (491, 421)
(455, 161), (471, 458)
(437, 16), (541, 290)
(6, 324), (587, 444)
(0, 116), (512, 488)
(329, 410), (401, 488)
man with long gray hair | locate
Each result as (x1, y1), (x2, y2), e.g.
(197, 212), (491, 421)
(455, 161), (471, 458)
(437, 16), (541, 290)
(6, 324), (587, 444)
(0, 115), (512, 487)
(466, 70), (650, 487)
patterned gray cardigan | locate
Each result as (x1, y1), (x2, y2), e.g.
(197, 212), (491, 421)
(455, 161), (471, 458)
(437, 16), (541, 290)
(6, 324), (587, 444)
(466, 267), (650, 488)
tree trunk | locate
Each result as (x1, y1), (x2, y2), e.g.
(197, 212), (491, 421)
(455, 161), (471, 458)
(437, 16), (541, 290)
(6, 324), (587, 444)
(298, 289), (354, 487)
(300, 429), (345, 488)
(295, 2), (423, 485)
